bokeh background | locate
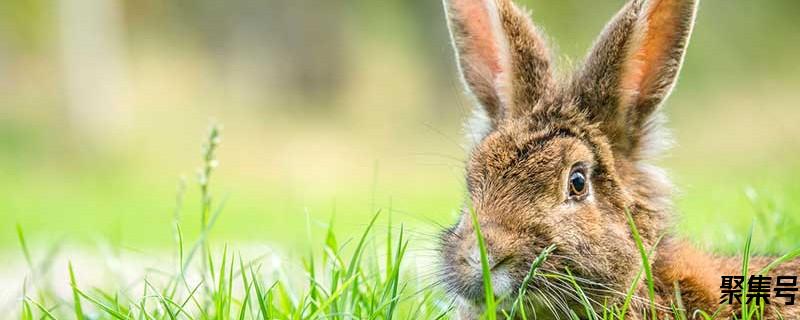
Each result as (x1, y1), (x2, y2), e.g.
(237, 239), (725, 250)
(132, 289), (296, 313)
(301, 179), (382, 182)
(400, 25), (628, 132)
(1, 0), (799, 268)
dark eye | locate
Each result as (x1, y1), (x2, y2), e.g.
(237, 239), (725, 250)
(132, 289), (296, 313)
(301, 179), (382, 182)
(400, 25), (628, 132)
(568, 168), (588, 199)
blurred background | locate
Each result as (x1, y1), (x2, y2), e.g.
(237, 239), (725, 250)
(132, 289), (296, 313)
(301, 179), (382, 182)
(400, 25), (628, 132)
(1, 0), (799, 263)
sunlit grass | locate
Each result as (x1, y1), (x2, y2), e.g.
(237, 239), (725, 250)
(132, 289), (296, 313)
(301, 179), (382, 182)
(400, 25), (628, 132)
(15, 126), (453, 319)
(13, 126), (800, 319)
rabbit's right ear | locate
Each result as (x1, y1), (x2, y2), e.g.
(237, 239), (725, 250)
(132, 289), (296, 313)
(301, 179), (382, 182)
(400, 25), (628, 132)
(444, 0), (554, 134)
(574, 0), (697, 157)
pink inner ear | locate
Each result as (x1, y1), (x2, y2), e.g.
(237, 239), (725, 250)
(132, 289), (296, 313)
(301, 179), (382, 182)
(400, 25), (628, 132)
(621, 0), (682, 103)
(453, 0), (502, 75)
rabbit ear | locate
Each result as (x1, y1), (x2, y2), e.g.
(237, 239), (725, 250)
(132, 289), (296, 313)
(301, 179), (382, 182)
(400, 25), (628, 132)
(444, 0), (554, 133)
(574, 0), (697, 157)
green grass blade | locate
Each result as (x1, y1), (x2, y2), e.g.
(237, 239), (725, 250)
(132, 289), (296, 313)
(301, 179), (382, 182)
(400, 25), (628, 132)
(21, 298), (33, 320)
(238, 282), (253, 320)
(73, 288), (128, 319)
(385, 226), (408, 319)
(625, 209), (657, 319)
(305, 275), (358, 319)
(619, 234), (664, 318)
(740, 222), (754, 320)
(346, 211), (381, 278)
(23, 297), (57, 320)
(564, 267), (597, 319)
(250, 266), (271, 319)
(758, 247), (800, 275)
(468, 207), (496, 320)
(68, 263), (84, 320)
(181, 196), (229, 275)
(143, 279), (178, 320)
(16, 224), (35, 272)
(508, 244), (555, 319)
(385, 202), (393, 283)
(215, 245), (229, 320)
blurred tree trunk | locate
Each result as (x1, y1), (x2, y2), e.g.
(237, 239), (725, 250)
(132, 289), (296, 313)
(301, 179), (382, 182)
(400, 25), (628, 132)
(172, 0), (348, 110)
(405, 0), (461, 121)
(223, 0), (349, 109)
(57, 0), (130, 142)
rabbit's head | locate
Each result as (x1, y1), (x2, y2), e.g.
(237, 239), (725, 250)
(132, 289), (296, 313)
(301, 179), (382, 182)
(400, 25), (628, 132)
(439, 0), (698, 312)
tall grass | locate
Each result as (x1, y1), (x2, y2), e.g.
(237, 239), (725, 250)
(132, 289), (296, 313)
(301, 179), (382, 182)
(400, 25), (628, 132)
(14, 126), (799, 319)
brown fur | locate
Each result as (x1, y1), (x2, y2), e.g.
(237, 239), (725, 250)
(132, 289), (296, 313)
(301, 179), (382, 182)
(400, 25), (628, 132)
(439, 0), (799, 318)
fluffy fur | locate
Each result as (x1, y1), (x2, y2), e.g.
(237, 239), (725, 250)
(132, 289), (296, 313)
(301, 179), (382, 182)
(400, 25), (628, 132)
(439, 0), (800, 318)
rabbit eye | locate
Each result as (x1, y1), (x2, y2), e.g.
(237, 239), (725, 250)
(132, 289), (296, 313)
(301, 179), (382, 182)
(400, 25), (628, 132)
(568, 167), (588, 199)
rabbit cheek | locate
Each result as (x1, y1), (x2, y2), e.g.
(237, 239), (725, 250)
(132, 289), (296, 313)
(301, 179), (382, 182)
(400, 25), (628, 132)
(585, 212), (642, 294)
(548, 200), (640, 295)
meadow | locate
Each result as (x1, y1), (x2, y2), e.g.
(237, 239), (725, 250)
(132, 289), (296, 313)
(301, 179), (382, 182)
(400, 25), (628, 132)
(9, 125), (800, 319)
(2, 0), (800, 318)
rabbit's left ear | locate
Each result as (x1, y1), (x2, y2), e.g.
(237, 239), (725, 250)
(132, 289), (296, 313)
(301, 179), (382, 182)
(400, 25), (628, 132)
(574, 0), (698, 157)
(444, 0), (554, 134)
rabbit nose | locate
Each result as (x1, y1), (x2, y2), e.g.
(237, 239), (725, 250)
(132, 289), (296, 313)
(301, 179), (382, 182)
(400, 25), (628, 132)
(466, 247), (483, 269)
(466, 245), (508, 270)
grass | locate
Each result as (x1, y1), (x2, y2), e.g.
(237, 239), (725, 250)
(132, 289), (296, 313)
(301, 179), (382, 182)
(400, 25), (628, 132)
(469, 207), (496, 320)
(12, 125), (800, 319)
(624, 210), (658, 320)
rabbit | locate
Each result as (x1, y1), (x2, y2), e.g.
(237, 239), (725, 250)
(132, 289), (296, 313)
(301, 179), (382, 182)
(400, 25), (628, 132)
(437, 0), (800, 318)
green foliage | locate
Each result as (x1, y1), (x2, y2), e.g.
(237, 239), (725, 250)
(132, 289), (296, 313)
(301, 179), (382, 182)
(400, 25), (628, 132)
(625, 210), (658, 319)
(469, 207), (496, 320)
(15, 127), (800, 319)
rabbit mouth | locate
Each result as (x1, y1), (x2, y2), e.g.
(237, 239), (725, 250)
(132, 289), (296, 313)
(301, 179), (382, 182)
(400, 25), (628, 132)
(491, 256), (512, 271)
(452, 268), (517, 305)
(454, 274), (590, 318)
(443, 259), (523, 305)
